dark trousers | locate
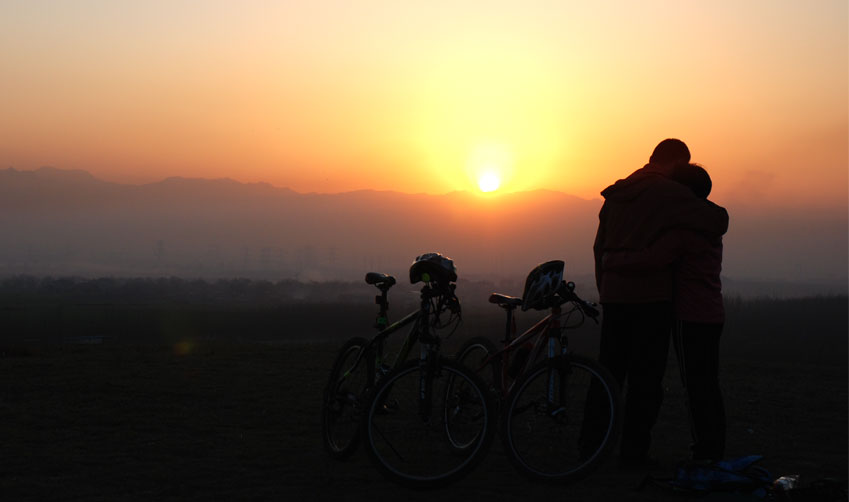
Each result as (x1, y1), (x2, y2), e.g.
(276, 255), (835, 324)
(580, 302), (672, 461)
(673, 321), (726, 461)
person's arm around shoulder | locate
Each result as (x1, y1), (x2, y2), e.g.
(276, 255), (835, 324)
(602, 230), (686, 274)
(662, 181), (729, 237)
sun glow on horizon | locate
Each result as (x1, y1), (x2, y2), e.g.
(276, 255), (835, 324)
(466, 142), (513, 193)
(0, 2), (845, 205)
(478, 171), (501, 192)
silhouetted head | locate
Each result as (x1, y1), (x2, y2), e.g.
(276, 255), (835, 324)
(649, 139), (690, 171)
(672, 163), (712, 199)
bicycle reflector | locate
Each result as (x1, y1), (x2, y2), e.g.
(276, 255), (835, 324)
(409, 252), (458, 284)
(521, 260), (564, 311)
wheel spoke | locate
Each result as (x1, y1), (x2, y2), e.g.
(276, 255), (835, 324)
(322, 338), (372, 459)
(504, 356), (620, 482)
(365, 359), (494, 487)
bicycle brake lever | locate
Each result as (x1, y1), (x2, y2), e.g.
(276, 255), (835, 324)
(581, 301), (600, 323)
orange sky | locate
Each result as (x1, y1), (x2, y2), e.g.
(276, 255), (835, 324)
(1, 1), (846, 208)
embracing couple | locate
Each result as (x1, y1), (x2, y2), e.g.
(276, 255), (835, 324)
(582, 139), (729, 467)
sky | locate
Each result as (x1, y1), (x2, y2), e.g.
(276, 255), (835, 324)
(1, 0), (847, 209)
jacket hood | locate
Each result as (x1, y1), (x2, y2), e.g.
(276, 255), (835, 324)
(600, 164), (668, 201)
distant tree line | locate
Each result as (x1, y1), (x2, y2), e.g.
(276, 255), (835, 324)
(0, 275), (538, 310)
(1, 276), (846, 365)
(0, 275), (374, 306)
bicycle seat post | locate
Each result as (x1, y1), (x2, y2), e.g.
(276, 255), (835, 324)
(373, 282), (393, 369)
(502, 305), (516, 344)
(488, 293), (521, 343)
(374, 286), (389, 330)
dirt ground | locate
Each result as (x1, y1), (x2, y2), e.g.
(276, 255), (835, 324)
(1, 341), (845, 501)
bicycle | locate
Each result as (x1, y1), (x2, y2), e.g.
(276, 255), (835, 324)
(453, 260), (622, 482)
(321, 271), (404, 459)
(322, 253), (496, 488)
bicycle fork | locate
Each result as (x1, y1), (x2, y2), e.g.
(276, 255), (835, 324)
(546, 308), (572, 421)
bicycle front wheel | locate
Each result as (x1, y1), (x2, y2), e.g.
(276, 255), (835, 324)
(322, 337), (373, 459)
(502, 354), (621, 482)
(363, 358), (495, 488)
(447, 336), (498, 451)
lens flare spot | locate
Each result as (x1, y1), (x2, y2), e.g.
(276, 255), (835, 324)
(174, 340), (194, 356)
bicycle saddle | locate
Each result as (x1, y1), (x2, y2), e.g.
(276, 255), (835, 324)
(365, 272), (396, 287)
(488, 293), (523, 308)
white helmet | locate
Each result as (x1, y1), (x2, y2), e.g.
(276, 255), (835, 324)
(521, 260), (564, 311)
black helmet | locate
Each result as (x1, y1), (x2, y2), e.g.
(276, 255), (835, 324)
(409, 252), (458, 284)
(521, 260), (564, 311)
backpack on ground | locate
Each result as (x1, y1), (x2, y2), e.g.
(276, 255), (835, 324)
(641, 455), (774, 497)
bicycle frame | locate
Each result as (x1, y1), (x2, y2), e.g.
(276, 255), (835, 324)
(337, 283), (449, 394)
(339, 309), (421, 387)
(323, 262), (469, 468)
(478, 303), (574, 399)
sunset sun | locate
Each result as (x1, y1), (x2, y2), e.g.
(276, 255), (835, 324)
(468, 143), (512, 193)
(478, 171), (501, 192)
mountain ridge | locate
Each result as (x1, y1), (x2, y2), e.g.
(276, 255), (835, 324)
(3, 166), (601, 200)
(0, 167), (846, 290)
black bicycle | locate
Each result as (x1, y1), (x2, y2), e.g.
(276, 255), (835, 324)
(322, 253), (495, 488)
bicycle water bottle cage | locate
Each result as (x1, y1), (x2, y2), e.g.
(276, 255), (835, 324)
(521, 260), (565, 311)
(409, 252), (457, 285)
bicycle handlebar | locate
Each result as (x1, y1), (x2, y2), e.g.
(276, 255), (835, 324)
(425, 283), (461, 315)
(556, 281), (600, 319)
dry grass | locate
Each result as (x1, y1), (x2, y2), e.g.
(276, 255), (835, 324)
(1, 339), (845, 501)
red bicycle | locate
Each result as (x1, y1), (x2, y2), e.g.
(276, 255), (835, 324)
(453, 260), (622, 482)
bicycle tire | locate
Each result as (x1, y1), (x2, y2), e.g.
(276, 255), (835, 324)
(454, 336), (498, 389)
(502, 354), (622, 482)
(322, 336), (373, 459)
(363, 357), (496, 489)
(446, 336), (498, 451)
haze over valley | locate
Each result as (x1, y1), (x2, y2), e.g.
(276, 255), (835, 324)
(2, 167), (845, 298)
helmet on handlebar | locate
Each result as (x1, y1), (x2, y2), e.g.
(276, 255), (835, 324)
(521, 260), (564, 311)
(409, 252), (458, 285)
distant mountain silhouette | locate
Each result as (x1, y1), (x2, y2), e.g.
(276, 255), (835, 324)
(0, 167), (601, 282)
(0, 167), (846, 296)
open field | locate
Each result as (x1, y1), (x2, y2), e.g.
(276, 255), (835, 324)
(1, 345), (846, 500)
(1, 287), (846, 501)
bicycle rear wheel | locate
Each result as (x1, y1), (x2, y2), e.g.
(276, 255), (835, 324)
(454, 336), (498, 386)
(502, 354), (621, 482)
(322, 337), (373, 459)
(363, 358), (495, 488)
